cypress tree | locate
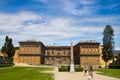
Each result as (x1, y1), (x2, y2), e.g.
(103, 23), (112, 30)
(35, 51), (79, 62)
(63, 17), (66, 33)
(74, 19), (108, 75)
(1, 36), (15, 62)
(102, 25), (114, 67)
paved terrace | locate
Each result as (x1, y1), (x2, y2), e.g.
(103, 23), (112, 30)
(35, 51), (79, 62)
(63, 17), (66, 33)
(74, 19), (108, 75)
(54, 66), (120, 80)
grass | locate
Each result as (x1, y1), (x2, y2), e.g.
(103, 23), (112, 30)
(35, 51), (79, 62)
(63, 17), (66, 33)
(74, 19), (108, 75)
(0, 67), (54, 80)
(94, 68), (120, 79)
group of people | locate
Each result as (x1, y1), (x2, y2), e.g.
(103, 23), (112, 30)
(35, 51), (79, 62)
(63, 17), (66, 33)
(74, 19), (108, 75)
(84, 66), (93, 79)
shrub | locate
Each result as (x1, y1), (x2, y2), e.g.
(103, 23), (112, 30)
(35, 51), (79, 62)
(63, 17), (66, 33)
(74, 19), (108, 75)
(59, 66), (83, 72)
(74, 67), (83, 72)
(0, 63), (14, 67)
(59, 66), (69, 72)
(109, 63), (120, 69)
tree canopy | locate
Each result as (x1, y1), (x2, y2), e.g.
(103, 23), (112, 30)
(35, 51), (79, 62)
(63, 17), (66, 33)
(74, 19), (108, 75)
(102, 25), (114, 66)
(1, 36), (15, 61)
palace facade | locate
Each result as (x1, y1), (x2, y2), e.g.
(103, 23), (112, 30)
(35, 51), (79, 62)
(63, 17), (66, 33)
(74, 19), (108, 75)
(14, 40), (102, 67)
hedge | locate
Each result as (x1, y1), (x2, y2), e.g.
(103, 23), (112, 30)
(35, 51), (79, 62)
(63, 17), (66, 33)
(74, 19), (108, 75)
(74, 67), (83, 72)
(109, 63), (120, 69)
(59, 66), (70, 72)
(59, 66), (83, 72)
(0, 64), (14, 67)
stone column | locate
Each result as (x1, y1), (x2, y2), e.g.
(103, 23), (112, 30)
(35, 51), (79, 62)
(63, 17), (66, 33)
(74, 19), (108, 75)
(70, 40), (75, 72)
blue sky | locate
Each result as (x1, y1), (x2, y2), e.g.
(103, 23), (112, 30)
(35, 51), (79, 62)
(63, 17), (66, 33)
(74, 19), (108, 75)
(0, 0), (120, 49)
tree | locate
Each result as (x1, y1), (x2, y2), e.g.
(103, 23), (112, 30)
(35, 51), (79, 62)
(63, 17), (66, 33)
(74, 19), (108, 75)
(1, 36), (15, 62)
(102, 25), (114, 67)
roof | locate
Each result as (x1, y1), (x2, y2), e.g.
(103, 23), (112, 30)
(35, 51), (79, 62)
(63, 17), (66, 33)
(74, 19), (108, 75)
(18, 40), (45, 47)
(19, 39), (41, 43)
(74, 40), (100, 47)
(14, 47), (19, 49)
(80, 40), (99, 43)
(46, 46), (70, 49)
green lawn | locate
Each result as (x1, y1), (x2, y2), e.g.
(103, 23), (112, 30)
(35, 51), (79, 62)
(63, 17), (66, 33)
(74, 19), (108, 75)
(94, 68), (120, 79)
(0, 67), (54, 80)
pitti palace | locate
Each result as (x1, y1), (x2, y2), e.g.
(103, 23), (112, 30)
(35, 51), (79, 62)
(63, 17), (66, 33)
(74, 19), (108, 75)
(13, 40), (105, 67)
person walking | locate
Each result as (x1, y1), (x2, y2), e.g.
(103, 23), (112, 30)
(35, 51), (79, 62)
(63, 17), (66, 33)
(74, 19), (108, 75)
(84, 66), (88, 76)
(88, 66), (93, 80)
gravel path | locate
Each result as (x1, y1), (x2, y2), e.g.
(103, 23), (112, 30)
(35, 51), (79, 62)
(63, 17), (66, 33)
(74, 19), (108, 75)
(54, 66), (120, 80)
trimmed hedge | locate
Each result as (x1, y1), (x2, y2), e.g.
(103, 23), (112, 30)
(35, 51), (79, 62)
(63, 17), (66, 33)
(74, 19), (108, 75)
(59, 66), (83, 72)
(59, 66), (70, 72)
(0, 64), (14, 67)
(74, 67), (83, 72)
(109, 63), (120, 69)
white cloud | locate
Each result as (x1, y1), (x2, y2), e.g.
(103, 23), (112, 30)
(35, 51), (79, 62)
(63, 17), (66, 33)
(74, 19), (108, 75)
(0, 11), (119, 49)
(58, 0), (96, 15)
(0, 12), (39, 32)
(78, 0), (96, 5)
(36, 0), (97, 16)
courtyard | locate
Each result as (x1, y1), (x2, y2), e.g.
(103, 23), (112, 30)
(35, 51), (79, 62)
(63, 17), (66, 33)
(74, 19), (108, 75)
(0, 65), (120, 80)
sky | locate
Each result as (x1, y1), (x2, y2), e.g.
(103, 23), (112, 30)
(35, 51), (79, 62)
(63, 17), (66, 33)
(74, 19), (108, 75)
(0, 0), (120, 50)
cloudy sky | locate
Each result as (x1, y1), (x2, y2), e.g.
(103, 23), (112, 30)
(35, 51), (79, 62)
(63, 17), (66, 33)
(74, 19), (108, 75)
(0, 0), (120, 49)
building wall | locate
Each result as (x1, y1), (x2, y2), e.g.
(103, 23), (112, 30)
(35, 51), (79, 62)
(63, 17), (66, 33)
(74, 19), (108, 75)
(99, 45), (113, 67)
(13, 40), (104, 67)
(14, 40), (45, 65)
(45, 46), (70, 66)
(74, 44), (80, 64)
(17, 56), (40, 65)
(80, 56), (100, 67)
(80, 43), (100, 67)
(74, 40), (100, 67)
(18, 46), (41, 65)
(13, 47), (19, 63)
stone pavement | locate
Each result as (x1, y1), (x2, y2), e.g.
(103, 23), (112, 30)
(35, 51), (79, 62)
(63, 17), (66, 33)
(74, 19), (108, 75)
(54, 66), (120, 80)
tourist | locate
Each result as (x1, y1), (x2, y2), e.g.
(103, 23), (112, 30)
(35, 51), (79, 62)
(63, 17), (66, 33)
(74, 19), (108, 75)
(84, 66), (88, 76)
(88, 66), (93, 79)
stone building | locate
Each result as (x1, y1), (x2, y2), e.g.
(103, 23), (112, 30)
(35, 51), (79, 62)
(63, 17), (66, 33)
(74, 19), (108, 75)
(45, 46), (70, 66)
(14, 40), (101, 67)
(74, 40), (100, 67)
(14, 40), (45, 65)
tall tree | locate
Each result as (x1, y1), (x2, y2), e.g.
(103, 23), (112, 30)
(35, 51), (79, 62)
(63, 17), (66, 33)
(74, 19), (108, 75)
(102, 25), (114, 67)
(1, 36), (15, 62)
